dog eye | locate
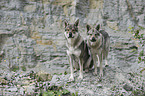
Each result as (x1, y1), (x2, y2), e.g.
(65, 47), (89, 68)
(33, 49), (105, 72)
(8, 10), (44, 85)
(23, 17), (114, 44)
(95, 33), (100, 36)
(89, 34), (92, 36)
(65, 29), (69, 31)
(72, 29), (75, 32)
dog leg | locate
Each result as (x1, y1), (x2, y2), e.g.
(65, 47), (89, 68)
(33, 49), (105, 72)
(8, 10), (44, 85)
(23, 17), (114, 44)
(78, 58), (83, 79)
(69, 56), (74, 81)
(69, 55), (74, 81)
(97, 55), (100, 67)
(99, 53), (103, 77)
(67, 51), (74, 81)
(73, 60), (78, 72)
(105, 58), (108, 67)
(93, 55), (97, 75)
(105, 52), (109, 67)
(85, 56), (92, 72)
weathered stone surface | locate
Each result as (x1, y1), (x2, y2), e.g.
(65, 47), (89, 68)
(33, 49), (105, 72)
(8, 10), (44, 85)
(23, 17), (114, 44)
(7, 87), (18, 92)
(123, 83), (133, 91)
(97, 84), (103, 88)
(107, 21), (119, 30)
(0, 0), (145, 95)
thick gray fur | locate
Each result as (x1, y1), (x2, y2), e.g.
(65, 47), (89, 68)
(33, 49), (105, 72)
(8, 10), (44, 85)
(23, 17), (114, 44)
(64, 19), (93, 81)
(86, 24), (110, 77)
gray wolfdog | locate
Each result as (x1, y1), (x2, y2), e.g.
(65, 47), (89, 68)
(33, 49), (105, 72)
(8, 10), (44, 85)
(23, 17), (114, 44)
(86, 24), (110, 77)
(64, 19), (93, 81)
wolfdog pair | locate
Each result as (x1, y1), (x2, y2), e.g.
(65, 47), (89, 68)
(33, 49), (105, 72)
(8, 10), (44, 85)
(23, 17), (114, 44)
(64, 19), (110, 81)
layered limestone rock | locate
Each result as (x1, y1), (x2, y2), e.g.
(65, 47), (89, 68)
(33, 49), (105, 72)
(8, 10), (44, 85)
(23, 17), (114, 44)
(0, 0), (144, 71)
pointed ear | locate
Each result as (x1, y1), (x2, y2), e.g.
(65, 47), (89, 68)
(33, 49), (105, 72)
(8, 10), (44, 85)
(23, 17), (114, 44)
(64, 20), (69, 28)
(95, 24), (101, 31)
(86, 24), (91, 32)
(74, 19), (79, 27)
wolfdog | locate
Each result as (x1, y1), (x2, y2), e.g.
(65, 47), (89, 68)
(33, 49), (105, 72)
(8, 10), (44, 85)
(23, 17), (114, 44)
(86, 24), (110, 77)
(64, 19), (93, 81)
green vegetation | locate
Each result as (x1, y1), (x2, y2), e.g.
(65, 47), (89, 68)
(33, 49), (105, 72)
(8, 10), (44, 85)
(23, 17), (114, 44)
(10, 65), (19, 72)
(40, 86), (71, 96)
(21, 65), (27, 71)
(132, 89), (145, 96)
(128, 25), (145, 63)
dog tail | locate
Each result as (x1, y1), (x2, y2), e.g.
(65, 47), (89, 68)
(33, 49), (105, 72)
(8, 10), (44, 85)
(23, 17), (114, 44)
(106, 36), (110, 51)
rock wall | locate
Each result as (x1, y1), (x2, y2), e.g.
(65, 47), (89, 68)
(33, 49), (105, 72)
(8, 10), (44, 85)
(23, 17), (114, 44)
(0, 0), (144, 71)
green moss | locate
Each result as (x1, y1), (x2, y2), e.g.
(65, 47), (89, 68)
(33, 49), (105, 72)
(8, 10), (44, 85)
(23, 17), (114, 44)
(53, 73), (63, 75)
(40, 86), (71, 96)
(72, 92), (78, 96)
(10, 65), (19, 72)
(64, 71), (68, 75)
(21, 65), (26, 71)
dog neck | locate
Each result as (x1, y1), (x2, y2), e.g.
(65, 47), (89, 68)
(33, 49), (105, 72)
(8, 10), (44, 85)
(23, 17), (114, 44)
(88, 37), (103, 50)
(67, 35), (83, 49)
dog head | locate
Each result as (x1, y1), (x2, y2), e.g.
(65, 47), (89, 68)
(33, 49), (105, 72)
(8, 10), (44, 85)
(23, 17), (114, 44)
(86, 24), (102, 45)
(64, 19), (79, 39)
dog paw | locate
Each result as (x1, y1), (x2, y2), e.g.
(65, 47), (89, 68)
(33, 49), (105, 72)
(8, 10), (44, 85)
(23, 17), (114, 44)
(93, 69), (97, 75)
(99, 71), (103, 77)
(85, 69), (89, 72)
(69, 76), (74, 81)
(93, 71), (98, 75)
(78, 75), (83, 80)
(105, 64), (109, 67)
(74, 68), (77, 72)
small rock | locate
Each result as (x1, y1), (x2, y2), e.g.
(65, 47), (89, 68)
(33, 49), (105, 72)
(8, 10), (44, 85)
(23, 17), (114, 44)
(120, 88), (128, 93)
(23, 85), (35, 93)
(20, 87), (24, 95)
(5, 73), (13, 80)
(97, 84), (103, 88)
(123, 84), (133, 91)
(51, 75), (58, 82)
(50, 75), (58, 86)
(22, 80), (30, 85)
(36, 71), (52, 81)
(55, 81), (64, 87)
(0, 77), (8, 85)
(0, 51), (4, 55)
(7, 87), (17, 92)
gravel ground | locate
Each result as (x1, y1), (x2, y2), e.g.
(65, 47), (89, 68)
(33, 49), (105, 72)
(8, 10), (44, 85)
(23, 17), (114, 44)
(0, 34), (145, 96)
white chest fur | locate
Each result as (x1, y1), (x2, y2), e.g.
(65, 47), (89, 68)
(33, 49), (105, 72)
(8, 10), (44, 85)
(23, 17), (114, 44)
(90, 48), (101, 55)
(67, 47), (81, 57)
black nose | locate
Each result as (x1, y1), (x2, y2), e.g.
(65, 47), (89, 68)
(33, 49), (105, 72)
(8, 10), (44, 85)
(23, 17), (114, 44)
(69, 32), (72, 37)
(91, 37), (96, 42)
(92, 37), (95, 40)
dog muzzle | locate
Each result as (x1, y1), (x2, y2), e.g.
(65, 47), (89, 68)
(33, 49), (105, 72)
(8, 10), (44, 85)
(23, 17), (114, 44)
(90, 37), (96, 42)
(68, 32), (74, 38)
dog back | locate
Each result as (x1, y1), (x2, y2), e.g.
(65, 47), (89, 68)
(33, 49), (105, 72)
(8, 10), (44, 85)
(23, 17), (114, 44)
(100, 30), (110, 50)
